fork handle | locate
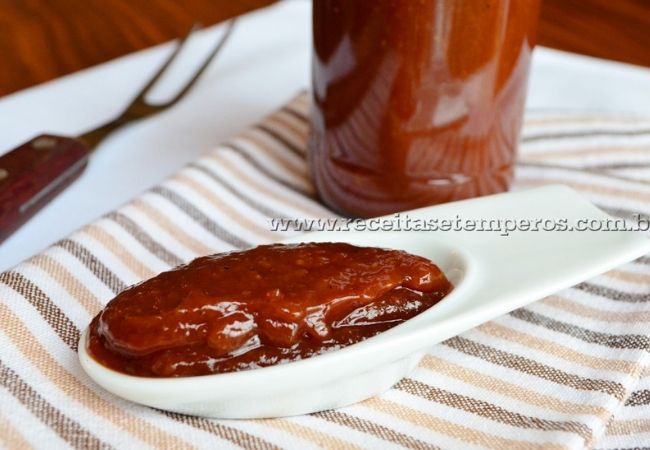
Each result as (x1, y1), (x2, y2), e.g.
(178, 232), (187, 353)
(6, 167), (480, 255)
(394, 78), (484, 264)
(0, 135), (89, 243)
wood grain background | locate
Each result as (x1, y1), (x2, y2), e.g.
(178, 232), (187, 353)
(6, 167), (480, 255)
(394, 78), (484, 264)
(0, 0), (274, 97)
(538, 0), (650, 68)
(1, 0), (649, 97)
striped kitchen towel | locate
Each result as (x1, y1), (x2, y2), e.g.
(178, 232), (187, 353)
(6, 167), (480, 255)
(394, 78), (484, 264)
(1, 92), (649, 450)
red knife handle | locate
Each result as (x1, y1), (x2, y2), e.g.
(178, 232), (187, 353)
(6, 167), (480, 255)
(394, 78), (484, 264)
(0, 135), (89, 244)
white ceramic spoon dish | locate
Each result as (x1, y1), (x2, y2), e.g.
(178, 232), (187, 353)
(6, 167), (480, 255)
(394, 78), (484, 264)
(79, 185), (650, 418)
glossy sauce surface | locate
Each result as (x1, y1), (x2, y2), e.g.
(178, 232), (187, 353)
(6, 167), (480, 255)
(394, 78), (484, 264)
(88, 243), (452, 377)
(310, 0), (541, 217)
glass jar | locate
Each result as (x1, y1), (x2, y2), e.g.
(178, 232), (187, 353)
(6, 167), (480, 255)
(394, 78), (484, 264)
(309, 0), (541, 217)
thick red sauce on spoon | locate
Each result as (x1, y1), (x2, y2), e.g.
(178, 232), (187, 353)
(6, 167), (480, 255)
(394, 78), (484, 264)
(87, 242), (452, 377)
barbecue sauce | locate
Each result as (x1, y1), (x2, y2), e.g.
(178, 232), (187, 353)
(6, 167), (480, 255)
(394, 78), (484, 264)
(310, 0), (541, 216)
(87, 243), (452, 377)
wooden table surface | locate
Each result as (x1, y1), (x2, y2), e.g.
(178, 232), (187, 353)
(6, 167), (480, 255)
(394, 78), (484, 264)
(2, 0), (649, 98)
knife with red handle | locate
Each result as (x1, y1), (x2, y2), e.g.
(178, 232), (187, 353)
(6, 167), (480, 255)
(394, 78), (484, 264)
(0, 20), (234, 245)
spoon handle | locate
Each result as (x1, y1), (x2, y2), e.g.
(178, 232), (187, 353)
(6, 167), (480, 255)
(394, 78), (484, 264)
(405, 185), (650, 336)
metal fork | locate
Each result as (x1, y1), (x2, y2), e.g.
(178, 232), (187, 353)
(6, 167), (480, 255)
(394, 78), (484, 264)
(0, 20), (236, 243)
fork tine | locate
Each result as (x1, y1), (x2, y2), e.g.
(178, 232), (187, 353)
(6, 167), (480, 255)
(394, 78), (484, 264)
(142, 19), (236, 109)
(131, 22), (204, 103)
(80, 20), (235, 150)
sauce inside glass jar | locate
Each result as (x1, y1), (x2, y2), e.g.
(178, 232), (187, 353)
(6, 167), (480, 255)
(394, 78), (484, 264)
(310, 0), (541, 217)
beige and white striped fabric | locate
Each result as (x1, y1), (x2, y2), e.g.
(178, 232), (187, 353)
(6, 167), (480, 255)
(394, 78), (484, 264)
(1, 93), (649, 450)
